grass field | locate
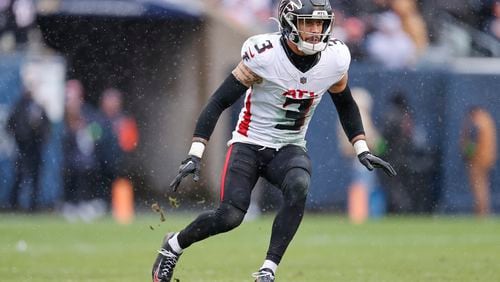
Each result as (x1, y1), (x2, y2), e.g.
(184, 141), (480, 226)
(1, 213), (499, 282)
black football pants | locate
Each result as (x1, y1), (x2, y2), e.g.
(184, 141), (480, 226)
(177, 142), (311, 264)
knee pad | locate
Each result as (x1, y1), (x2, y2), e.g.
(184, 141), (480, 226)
(282, 168), (310, 206)
(214, 202), (246, 232)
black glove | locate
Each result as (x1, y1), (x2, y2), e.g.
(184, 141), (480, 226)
(169, 155), (201, 191)
(358, 151), (397, 177)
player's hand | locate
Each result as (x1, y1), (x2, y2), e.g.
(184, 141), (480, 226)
(358, 152), (397, 177)
(169, 155), (201, 191)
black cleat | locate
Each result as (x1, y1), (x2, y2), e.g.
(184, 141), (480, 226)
(252, 268), (275, 282)
(152, 233), (181, 282)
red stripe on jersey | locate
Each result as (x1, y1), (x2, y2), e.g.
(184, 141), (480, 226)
(220, 144), (234, 201)
(237, 92), (252, 137)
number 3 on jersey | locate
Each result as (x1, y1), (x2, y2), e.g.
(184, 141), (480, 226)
(275, 97), (314, 131)
(243, 40), (273, 61)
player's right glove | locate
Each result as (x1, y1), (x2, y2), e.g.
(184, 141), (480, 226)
(169, 155), (201, 191)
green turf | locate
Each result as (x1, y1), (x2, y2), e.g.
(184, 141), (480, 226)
(0, 213), (499, 281)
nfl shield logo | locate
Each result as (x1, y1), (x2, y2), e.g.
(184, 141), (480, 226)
(300, 77), (307, 84)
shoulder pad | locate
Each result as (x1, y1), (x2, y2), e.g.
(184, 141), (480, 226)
(326, 38), (351, 74)
(240, 34), (279, 76)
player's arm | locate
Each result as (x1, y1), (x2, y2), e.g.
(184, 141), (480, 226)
(169, 61), (261, 190)
(328, 74), (397, 176)
(192, 61), (261, 144)
(328, 74), (365, 143)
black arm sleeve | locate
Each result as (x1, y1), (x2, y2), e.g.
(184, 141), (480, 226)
(193, 73), (248, 140)
(329, 85), (365, 141)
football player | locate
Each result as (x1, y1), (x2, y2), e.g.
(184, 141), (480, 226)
(152, 0), (396, 281)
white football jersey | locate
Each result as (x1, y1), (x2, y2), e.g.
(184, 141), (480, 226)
(228, 33), (351, 149)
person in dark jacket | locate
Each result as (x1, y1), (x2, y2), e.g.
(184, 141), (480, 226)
(61, 79), (118, 222)
(7, 90), (50, 211)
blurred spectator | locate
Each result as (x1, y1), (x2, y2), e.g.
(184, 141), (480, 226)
(366, 11), (417, 69)
(335, 0), (428, 64)
(11, 0), (35, 48)
(0, 0), (12, 32)
(99, 87), (139, 190)
(6, 90), (50, 211)
(390, 0), (429, 54)
(337, 87), (383, 223)
(333, 0), (388, 16)
(0, 0), (35, 51)
(485, 1), (500, 39)
(0, 0), (15, 51)
(61, 79), (116, 222)
(219, 0), (273, 30)
(343, 17), (368, 60)
(460, 106), (497, 217)
(435, 0), (492, 31)
(100, 88), (138, 161)
(333, 10), (368, 61)
(378, 92), (434, 213)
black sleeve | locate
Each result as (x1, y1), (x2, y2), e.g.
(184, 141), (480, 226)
(193, 73), (248, 140)
(329, 85), (365, 141)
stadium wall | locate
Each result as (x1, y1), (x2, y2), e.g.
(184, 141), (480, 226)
(1, 59), (498, 213)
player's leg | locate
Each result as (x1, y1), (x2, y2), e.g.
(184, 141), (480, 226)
(29, 153), (42, 211)
(468, 165), (491, 216)
(152, 143), (260, 282)
(9, 154), (23, 210)
(176, 143), (262, 247)
(254, 145), (311, 281)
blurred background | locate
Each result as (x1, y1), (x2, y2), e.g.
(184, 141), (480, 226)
(0, 0), (499, 222)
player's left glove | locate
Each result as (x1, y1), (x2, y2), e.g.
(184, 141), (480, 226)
(169, 155), (201, 191)
(358, 151), (397, 177)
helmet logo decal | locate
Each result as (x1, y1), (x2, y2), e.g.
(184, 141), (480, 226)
(280, 0), (303, 16)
